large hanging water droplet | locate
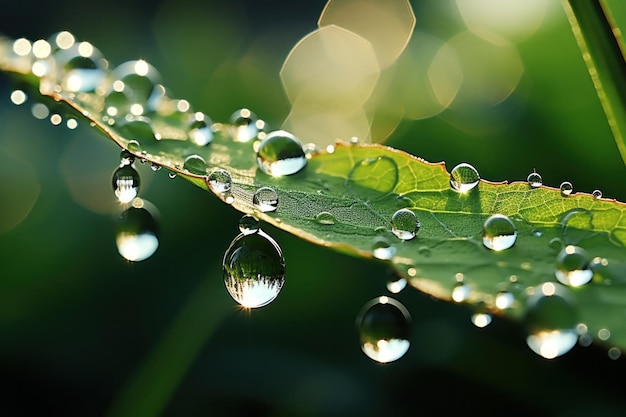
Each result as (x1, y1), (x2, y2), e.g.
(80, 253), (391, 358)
(239, 215), (260, 235)
(315, 211), (336, 225)
(371, 237), (396, 260)
(230, 108), (258, 142)
(391, 208), (420, 241)
(527, 170), (542, 188)
(555, 245), (593, 287)
(525, 282), (579, 359)
(560, 181), (573, 196)
(115, 200), (159, 262)
(206, 168), (232, 194)
(256, 130), (307, 176)
(253, 187), (279, 212)
(482, 214), (517, 251)
(450, 163), (480, 193)
(182, 154), (208, 175)
(222, 230), (285, 308)
(357, 296), (411, 364)
(188, 113), (213, 146)
(112, 165), (140, 204)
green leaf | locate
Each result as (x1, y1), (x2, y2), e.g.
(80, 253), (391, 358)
(2, 33), (626, 356)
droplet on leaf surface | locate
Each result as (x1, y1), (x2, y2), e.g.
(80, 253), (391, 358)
(207, 168), (232, 194)
(222, 230), (285, 308)
(256, 130), (306, 176)
(555, 245), (593, 287)
(253, 187), (279, 212)
(230, 108), (258, 142)
(391, 208), (420, 241)
(357, 296), (411, 364)
(482, 214), (517, 251)
(449, 162), (480, 193)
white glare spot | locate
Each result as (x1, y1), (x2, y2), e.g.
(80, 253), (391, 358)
(56, 31), (75, 49)
(130, 104), (144, 116)
(50, 114), (62, 126)
(31, 103), (49, 119)
(31, 61), (48, 77)
(32, 39), (52, 59)
(113, 80), (125, 92)
(13, 38), (32, 56)
(134, 60), (149, 76)
(541, 282), (556, 296)
(177, 99), (190, 112)
(598, 328), (611, 340)
(67, 119), (78, 129)
(10, 90), (27, 105)
(78, 42), (94, 57)
(471, 313), (492, 328)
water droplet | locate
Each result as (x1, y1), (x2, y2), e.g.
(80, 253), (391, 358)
(418, 246), (431, 257)
(450, 163), (480, 193)
(116, 202), (159, 262)
(168, 171), (177, 179)
(238, 215), (260, 235)
(555, 245), (593, 287)
(452, 281), (471, 302)
(531, 229), (543, 238)
(482, 214), (517, 251)
(549, 237), (564, 251)
(391, 209), (420, 241)
(386, 277), (407, 294)
(112, 60), (161, 106)
(206, 168), (232, 194)
(471, 312), (492, 328)
(371, 237), (396, 260)
(525, 282), (578, 359)
(127, 140), (141, 153)
(315, 211), (336, 225)
(256, 130), (307, 176)
(495, 290), (515, 309)
(560, 181), (573, 196)
(112, 165), (140, 204)
(527, 170), (543, 188)
(54, 43), (107, 93)
(346, 156), (399, 197)
(357, 296), (411, 364)
(592, 189), (602, 199)
(182, 154), (208, 175)
(253, 187), (279, 212)
(222, 230), (285, 308)
(118, 117), (156, 142)
(303, 143), (321, 159)
(188, 113), (213, 146)
(230, 108), (258, 142)
(120, 150), (135, 166)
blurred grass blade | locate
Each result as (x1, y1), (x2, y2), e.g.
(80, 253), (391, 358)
(563, 0), (626, 166)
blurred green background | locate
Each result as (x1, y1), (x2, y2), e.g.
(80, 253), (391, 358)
(1, 0), (626, 416)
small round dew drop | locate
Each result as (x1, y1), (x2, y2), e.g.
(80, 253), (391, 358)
(238, 214), (260, 235)
(357, 296), (411, 364)
(230, 108), (259, 142)
(525, 282), (579, 359)
(555, 245), (593, 287)
(188, 113), (213, 146)
(256, 130), (307, 176)
(112, 165), (140, 204)
(315, 211), (336, 225)
(253, 187), (279, 212)
(527, 171), (543, 188)
(592, 189), (602, 199)
(206, 168), (232, 194)
(222, 230), (285, 308)
(371, 237), (396, 260)
(115, 202), (159, 262)
(182, 154), (208, 175)
(482, 214), (517, 251)
(450, 162), (480, 193)
(391, 208), (420, 241)
(560, 181), (573, 196)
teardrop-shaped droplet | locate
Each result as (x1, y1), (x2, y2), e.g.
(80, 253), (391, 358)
(206, 168), (232, 193)
(182, 154), (208, 175)
(222, 230), (285, 308)
(315, 211), (336, 225)
(256, 130), (307, 176)
(391, 208), (420, 241)
(115, 201), (159, 262)
(386, 277), (407, 294)
(55, 43), (107, 93)
(371, 237), (396, 260)
(525, 282), (578, 359)
(188, 113), (213, 146)
(527, 171), (542, 188)
(555, 245), (593, 287)
(357, 296), (411, 364)
(450, 163), (480, 193)
(482, 214), (517, 251)
(112, 165), (140, 204)
(253, 187), (279, 212)
(230, 108), (258, 142)
(239, 214), (260, 235)
(560, 181), (573, 196)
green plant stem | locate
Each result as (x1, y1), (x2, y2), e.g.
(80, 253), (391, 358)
(563, 0), (626, 166)
(106, 278), (229, 417)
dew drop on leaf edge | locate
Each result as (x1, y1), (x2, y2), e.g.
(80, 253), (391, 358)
(256, 130), (307, 177)
(207, 168), (232, 193)
(450, 162), (480, 193)
(357, 296), (411, 364)
(560, 181), (573, 196)
(527, 171), (542, 188)
(222, 230), (285, 308)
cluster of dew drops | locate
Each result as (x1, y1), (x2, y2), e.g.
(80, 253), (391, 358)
(5, 32), (620, 363)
